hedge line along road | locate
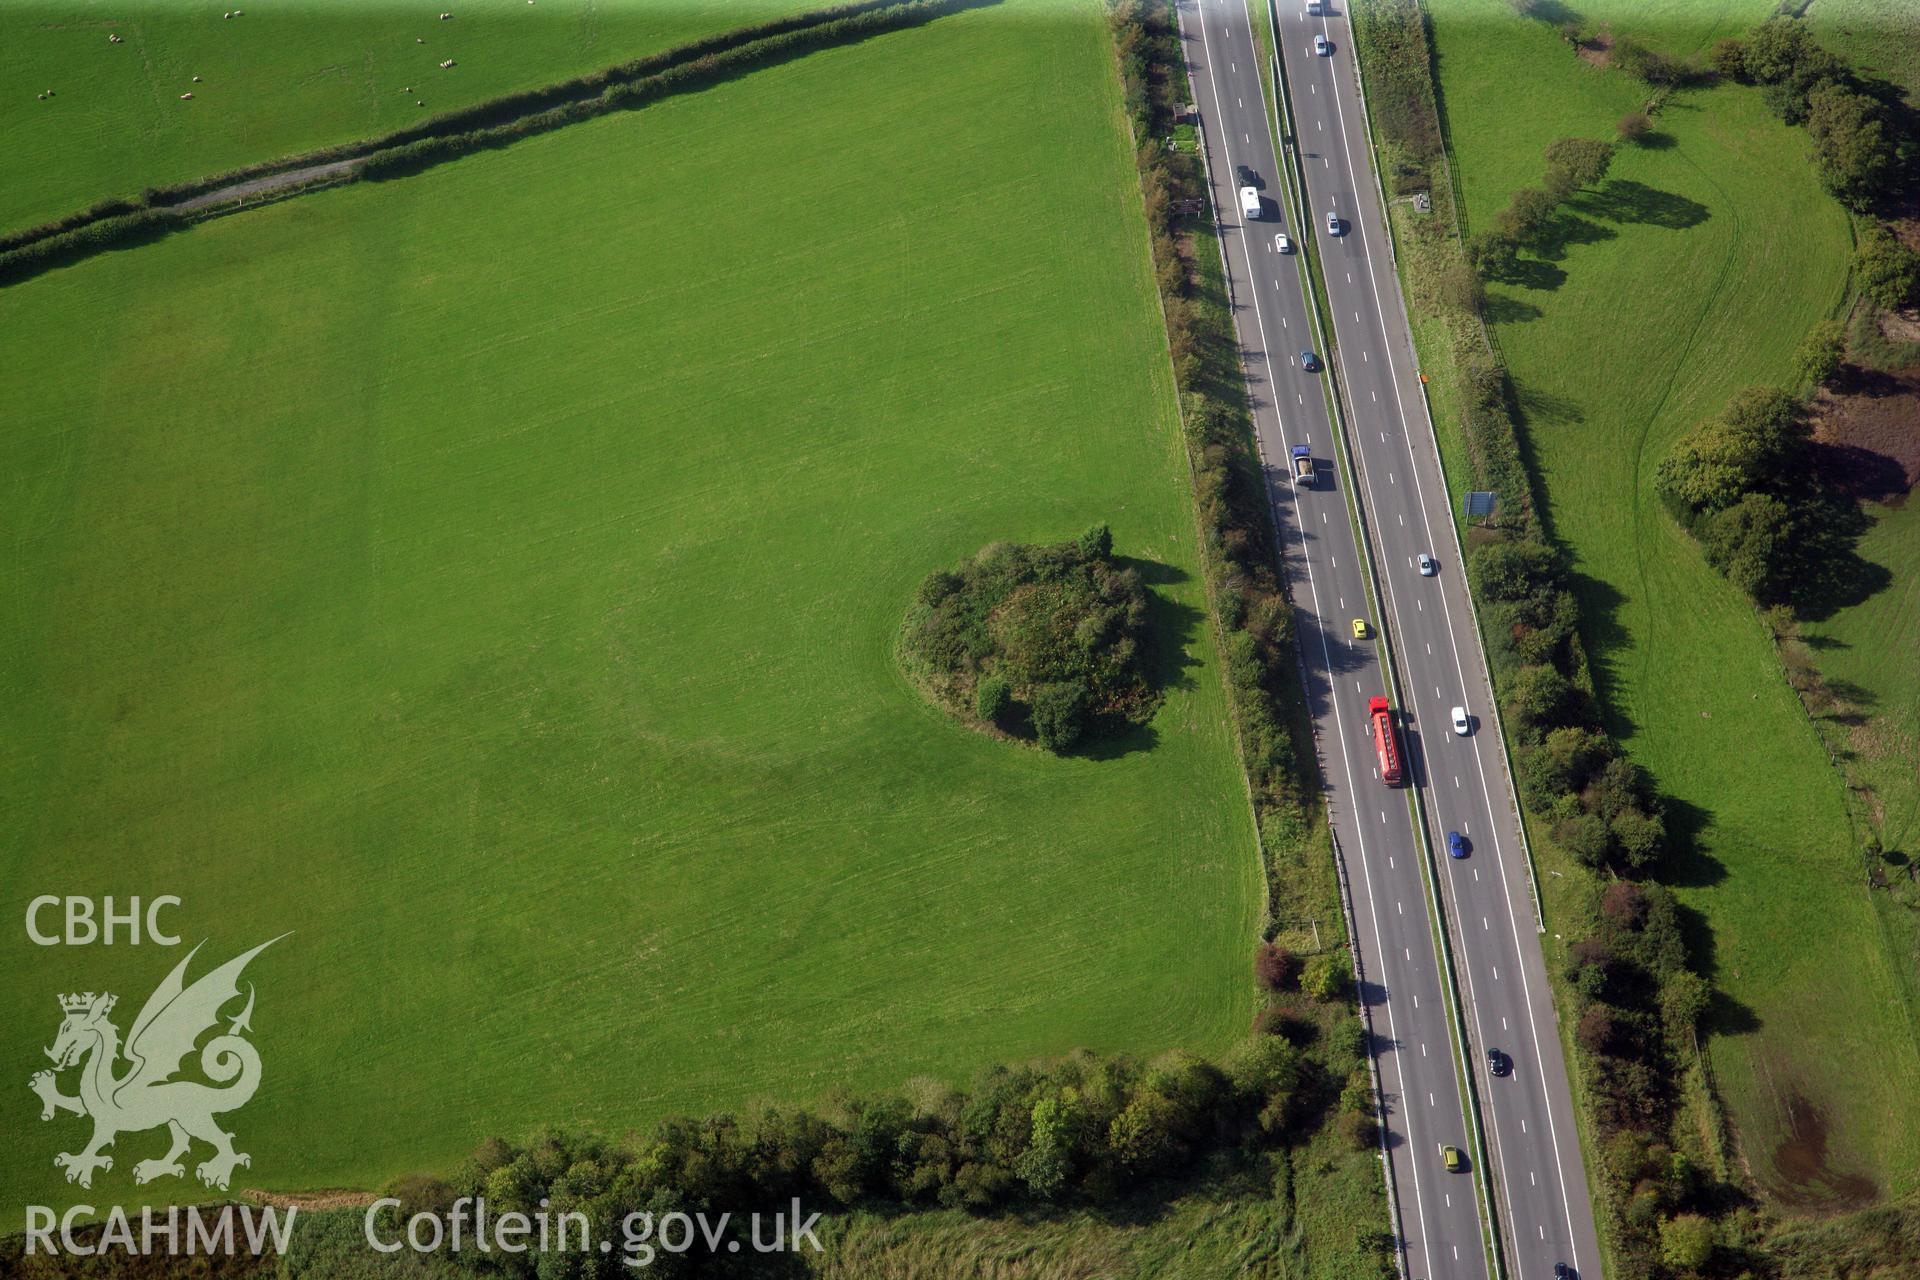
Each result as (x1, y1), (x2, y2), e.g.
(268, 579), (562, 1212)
(1178, 2), (1498, 1276)
(1277, 0), (1604, 1275)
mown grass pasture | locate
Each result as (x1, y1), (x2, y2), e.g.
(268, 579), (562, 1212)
(1423, 0), (1920, 1206)
(1807, 0), (1920, 96)
(1, 0), (793, 231)
(0, 0), (1266, 1213)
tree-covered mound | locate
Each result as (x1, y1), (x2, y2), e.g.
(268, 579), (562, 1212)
(902, 526), (1159, 753)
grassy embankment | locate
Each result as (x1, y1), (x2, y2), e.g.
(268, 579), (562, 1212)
(1, 0), (1267, 1213)
(1411, 0), (1919, 1208)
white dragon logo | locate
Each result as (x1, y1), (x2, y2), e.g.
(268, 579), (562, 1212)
(29, 937), (284, 1191)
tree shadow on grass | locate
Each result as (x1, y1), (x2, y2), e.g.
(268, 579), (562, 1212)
(1511, 378), (1586, 429)
(1563, 566), (1637, 740)
(1659, 796), (1723, 889)
(1482, 292), (1544, 325)
(1530, 211), (1617, 262)
(1779, 493), (1893, 623)
(1572, 179), (1710, 231)
(1078, 556), (1203, 763)
(1493, 255), (1568, 293)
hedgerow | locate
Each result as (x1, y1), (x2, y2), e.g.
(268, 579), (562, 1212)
(0, 0), (971, 286)
(1110, 0), (1304, 825)
(1349, 1), (1724, 1271)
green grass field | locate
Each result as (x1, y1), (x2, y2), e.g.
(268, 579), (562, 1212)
(1423, 0), (1920, 1206)
(0, 0), (1266, 1213)
(1, 0), (797, 232)
(1807, 0), (1920, 96)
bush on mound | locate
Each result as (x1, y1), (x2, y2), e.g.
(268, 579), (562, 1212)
(902, 526), (1159, 752)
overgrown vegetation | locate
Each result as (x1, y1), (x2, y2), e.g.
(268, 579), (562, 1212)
(1654, 387), (1870, 610)
(901, 528), (1158, 753)
(371, 1027), (1371, 1278)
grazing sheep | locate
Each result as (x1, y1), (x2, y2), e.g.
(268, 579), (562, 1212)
(180, 92), (193, 99)
(191, 75), (202, 82)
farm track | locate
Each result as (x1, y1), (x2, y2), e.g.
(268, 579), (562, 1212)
(174, 158), (361, 211)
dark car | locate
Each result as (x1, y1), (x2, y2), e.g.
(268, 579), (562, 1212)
(1447, 830), (1470, 858)
(1554, 1266), (1573, 1280)
(1236, 163), (1260, 188)
(1300, 349), (1320, 372)
(1488, 1048), (1510, 1077)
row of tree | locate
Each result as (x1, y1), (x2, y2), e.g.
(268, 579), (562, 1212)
(1712, 19), (1914, 213)
(1353, 6), (1731, 1272)
(1567, 881), (1724, 1270)
(1465, 135), (1615, 280)
(1111, 0), (1303, 822)
(389, 1039), (1339, 1278)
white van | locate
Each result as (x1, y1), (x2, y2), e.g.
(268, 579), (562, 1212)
(1306, 0), (1323, 14)
(1239, 186), (1261, 220)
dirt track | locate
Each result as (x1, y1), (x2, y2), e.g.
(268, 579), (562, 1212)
(174, 158), (361, 213)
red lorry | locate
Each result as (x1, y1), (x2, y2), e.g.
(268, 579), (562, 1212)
(1368, 696), (1402, 785)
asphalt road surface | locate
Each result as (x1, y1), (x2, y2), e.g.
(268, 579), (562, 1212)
(1183, 1), (1607, 1277)
(1178, 3), (1492, 1277)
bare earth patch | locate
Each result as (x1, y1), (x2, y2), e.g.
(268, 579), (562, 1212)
(1576, 27), (1613, 69)
(1765, 1090), (1880, 1212)
(1809, 362), (1920, 507)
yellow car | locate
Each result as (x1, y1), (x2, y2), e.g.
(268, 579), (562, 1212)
(1442, 1145), (1465, 1172)
(1350, 618), (1369, 640)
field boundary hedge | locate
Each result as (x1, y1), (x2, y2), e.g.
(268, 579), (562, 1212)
(1347, 4), (1737, 1276)
(0, 0), (980, 287)
(1109, 1), (1335, 944)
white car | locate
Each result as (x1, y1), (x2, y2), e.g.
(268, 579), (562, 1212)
(1275, 232), (1293, 254)
(1326, 211), (1342, 235)
(1417, 552), (1436, 575)
(1451, 706), (1471, 736)
(1314, 33), (1331, 56)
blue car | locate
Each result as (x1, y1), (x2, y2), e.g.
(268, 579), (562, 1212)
(1447, 831), (1470, 859)
(1300, 349), (1320, 372)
